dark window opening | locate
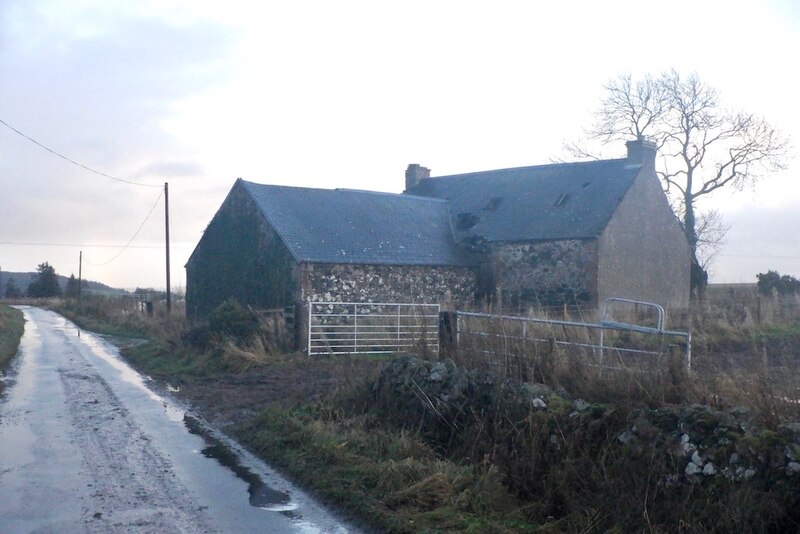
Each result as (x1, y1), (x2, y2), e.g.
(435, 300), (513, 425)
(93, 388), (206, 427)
(456, 212), (481, 231)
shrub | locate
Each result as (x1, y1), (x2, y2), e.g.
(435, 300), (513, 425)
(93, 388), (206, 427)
(208, 299), (259, 342)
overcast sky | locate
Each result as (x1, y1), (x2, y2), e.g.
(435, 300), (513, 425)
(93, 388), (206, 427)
(1, 0), (798, 290)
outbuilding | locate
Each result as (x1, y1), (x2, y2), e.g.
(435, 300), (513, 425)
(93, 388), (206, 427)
(186, 138), (690, 349)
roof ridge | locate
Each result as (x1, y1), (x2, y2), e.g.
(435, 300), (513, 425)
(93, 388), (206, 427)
(241, 180), (450, 203)
(239, 180), (335, 195)
(431, 157), (628, 180)
(334, 188), (448, 203)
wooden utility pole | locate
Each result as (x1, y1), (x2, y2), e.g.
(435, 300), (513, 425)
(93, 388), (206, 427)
(78, 251), (82, 303)
(165, 182), (171, 313)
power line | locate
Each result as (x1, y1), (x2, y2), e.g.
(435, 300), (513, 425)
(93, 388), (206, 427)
(0, 117), (162, 188)
(0, 241), (191, 250)
(718, 253), (800, 260)
(85, 190), (164, 267)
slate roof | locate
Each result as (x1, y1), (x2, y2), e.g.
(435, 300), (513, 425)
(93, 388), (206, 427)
(407, 158), (642, 242)
(238, 180), (467, 266)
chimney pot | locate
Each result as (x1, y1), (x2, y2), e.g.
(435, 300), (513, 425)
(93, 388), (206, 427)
(405, 163), (431, 191)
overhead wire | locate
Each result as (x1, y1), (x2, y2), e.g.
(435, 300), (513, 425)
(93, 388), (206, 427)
(0, 115), (171, 268)
(84, 189), (164, 267)
(0, 241), (189, 250)
(717, 253), (800, 259)
(0, 117), (162, 188)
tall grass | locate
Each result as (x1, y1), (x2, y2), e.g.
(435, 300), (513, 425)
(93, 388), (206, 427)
(53, 295), (185, 341)
(450, 301), (800, 426)
(54, 295), (293, 377)
(0, 304), (25, 372)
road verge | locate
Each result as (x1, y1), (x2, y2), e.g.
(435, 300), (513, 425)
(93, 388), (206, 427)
(0, 305), (24, 375)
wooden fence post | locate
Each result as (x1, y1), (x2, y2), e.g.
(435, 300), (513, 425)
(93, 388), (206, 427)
(438, 311), (457, 359)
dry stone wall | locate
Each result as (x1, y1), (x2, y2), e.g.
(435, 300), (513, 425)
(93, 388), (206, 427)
(372, 356), (800, 530)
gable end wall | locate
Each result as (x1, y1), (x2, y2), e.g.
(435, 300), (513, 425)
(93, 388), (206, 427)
(185, 184), (297, 317)
(597, 168), (691, 310)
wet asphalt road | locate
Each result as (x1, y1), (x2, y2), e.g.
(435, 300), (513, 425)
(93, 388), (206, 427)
(0, 307), (356, 533)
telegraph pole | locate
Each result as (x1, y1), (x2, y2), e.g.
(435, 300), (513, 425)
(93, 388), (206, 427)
(165, 182), (171, 313)
(78, 251), (83, 303)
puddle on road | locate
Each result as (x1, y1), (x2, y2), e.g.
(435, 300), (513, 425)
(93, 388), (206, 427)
(200, 443), (296, 511)
(185, 415), (297, 513)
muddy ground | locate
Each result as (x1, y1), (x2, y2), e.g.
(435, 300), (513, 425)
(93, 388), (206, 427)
(157, 357), (384, 428)
(157, 344), (800, 431)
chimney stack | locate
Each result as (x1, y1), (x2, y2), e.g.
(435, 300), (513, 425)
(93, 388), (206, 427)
(405, 163), (430, 191)
(626, 136), (657, 170)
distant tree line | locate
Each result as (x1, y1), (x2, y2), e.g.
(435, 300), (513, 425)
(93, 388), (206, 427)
(757, 270), (800, 296)
(1, 261), (81, 299)
(3, 278), (22, 299)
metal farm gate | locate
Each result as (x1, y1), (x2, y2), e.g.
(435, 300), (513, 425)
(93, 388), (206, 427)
(455, 298), (692, 373)
(307, 302), (440, 356)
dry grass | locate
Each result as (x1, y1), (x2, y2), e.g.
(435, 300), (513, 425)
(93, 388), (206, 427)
(450, 301), (800, 427)
(53, 295), (296, 377)
(0, 305), (25, 372)
(232, 406), (534, 533)
(52, 295), (186, 342)
(220, 338), (283, 372)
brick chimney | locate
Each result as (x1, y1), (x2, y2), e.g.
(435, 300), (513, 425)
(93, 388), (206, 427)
(626, 136), (657, 170)
(405, 163), (430, 191)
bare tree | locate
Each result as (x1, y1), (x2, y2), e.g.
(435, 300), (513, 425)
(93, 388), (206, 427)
(694, 209), (730, 274)
(569, 71), (789, 294)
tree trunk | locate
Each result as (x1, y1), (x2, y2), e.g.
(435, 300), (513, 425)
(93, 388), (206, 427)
(683, 195), (707, 299)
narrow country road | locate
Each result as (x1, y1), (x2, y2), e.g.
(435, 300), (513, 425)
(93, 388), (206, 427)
(0, 307), (356, 533)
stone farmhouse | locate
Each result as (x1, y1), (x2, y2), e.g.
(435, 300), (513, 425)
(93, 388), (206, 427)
(185, 138), (690, 346)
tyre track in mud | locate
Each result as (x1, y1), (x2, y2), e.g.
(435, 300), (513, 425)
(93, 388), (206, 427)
(57, 364), (217, 533)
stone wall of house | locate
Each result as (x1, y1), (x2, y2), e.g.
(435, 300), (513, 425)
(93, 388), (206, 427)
(598, 166), (691, 310)
(185, 183), (297, 318)
(298, 263), (475, 309)
(489, 240), (598, 310)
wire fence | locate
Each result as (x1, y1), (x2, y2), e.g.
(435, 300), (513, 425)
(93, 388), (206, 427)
(452, 299), (691, 379)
